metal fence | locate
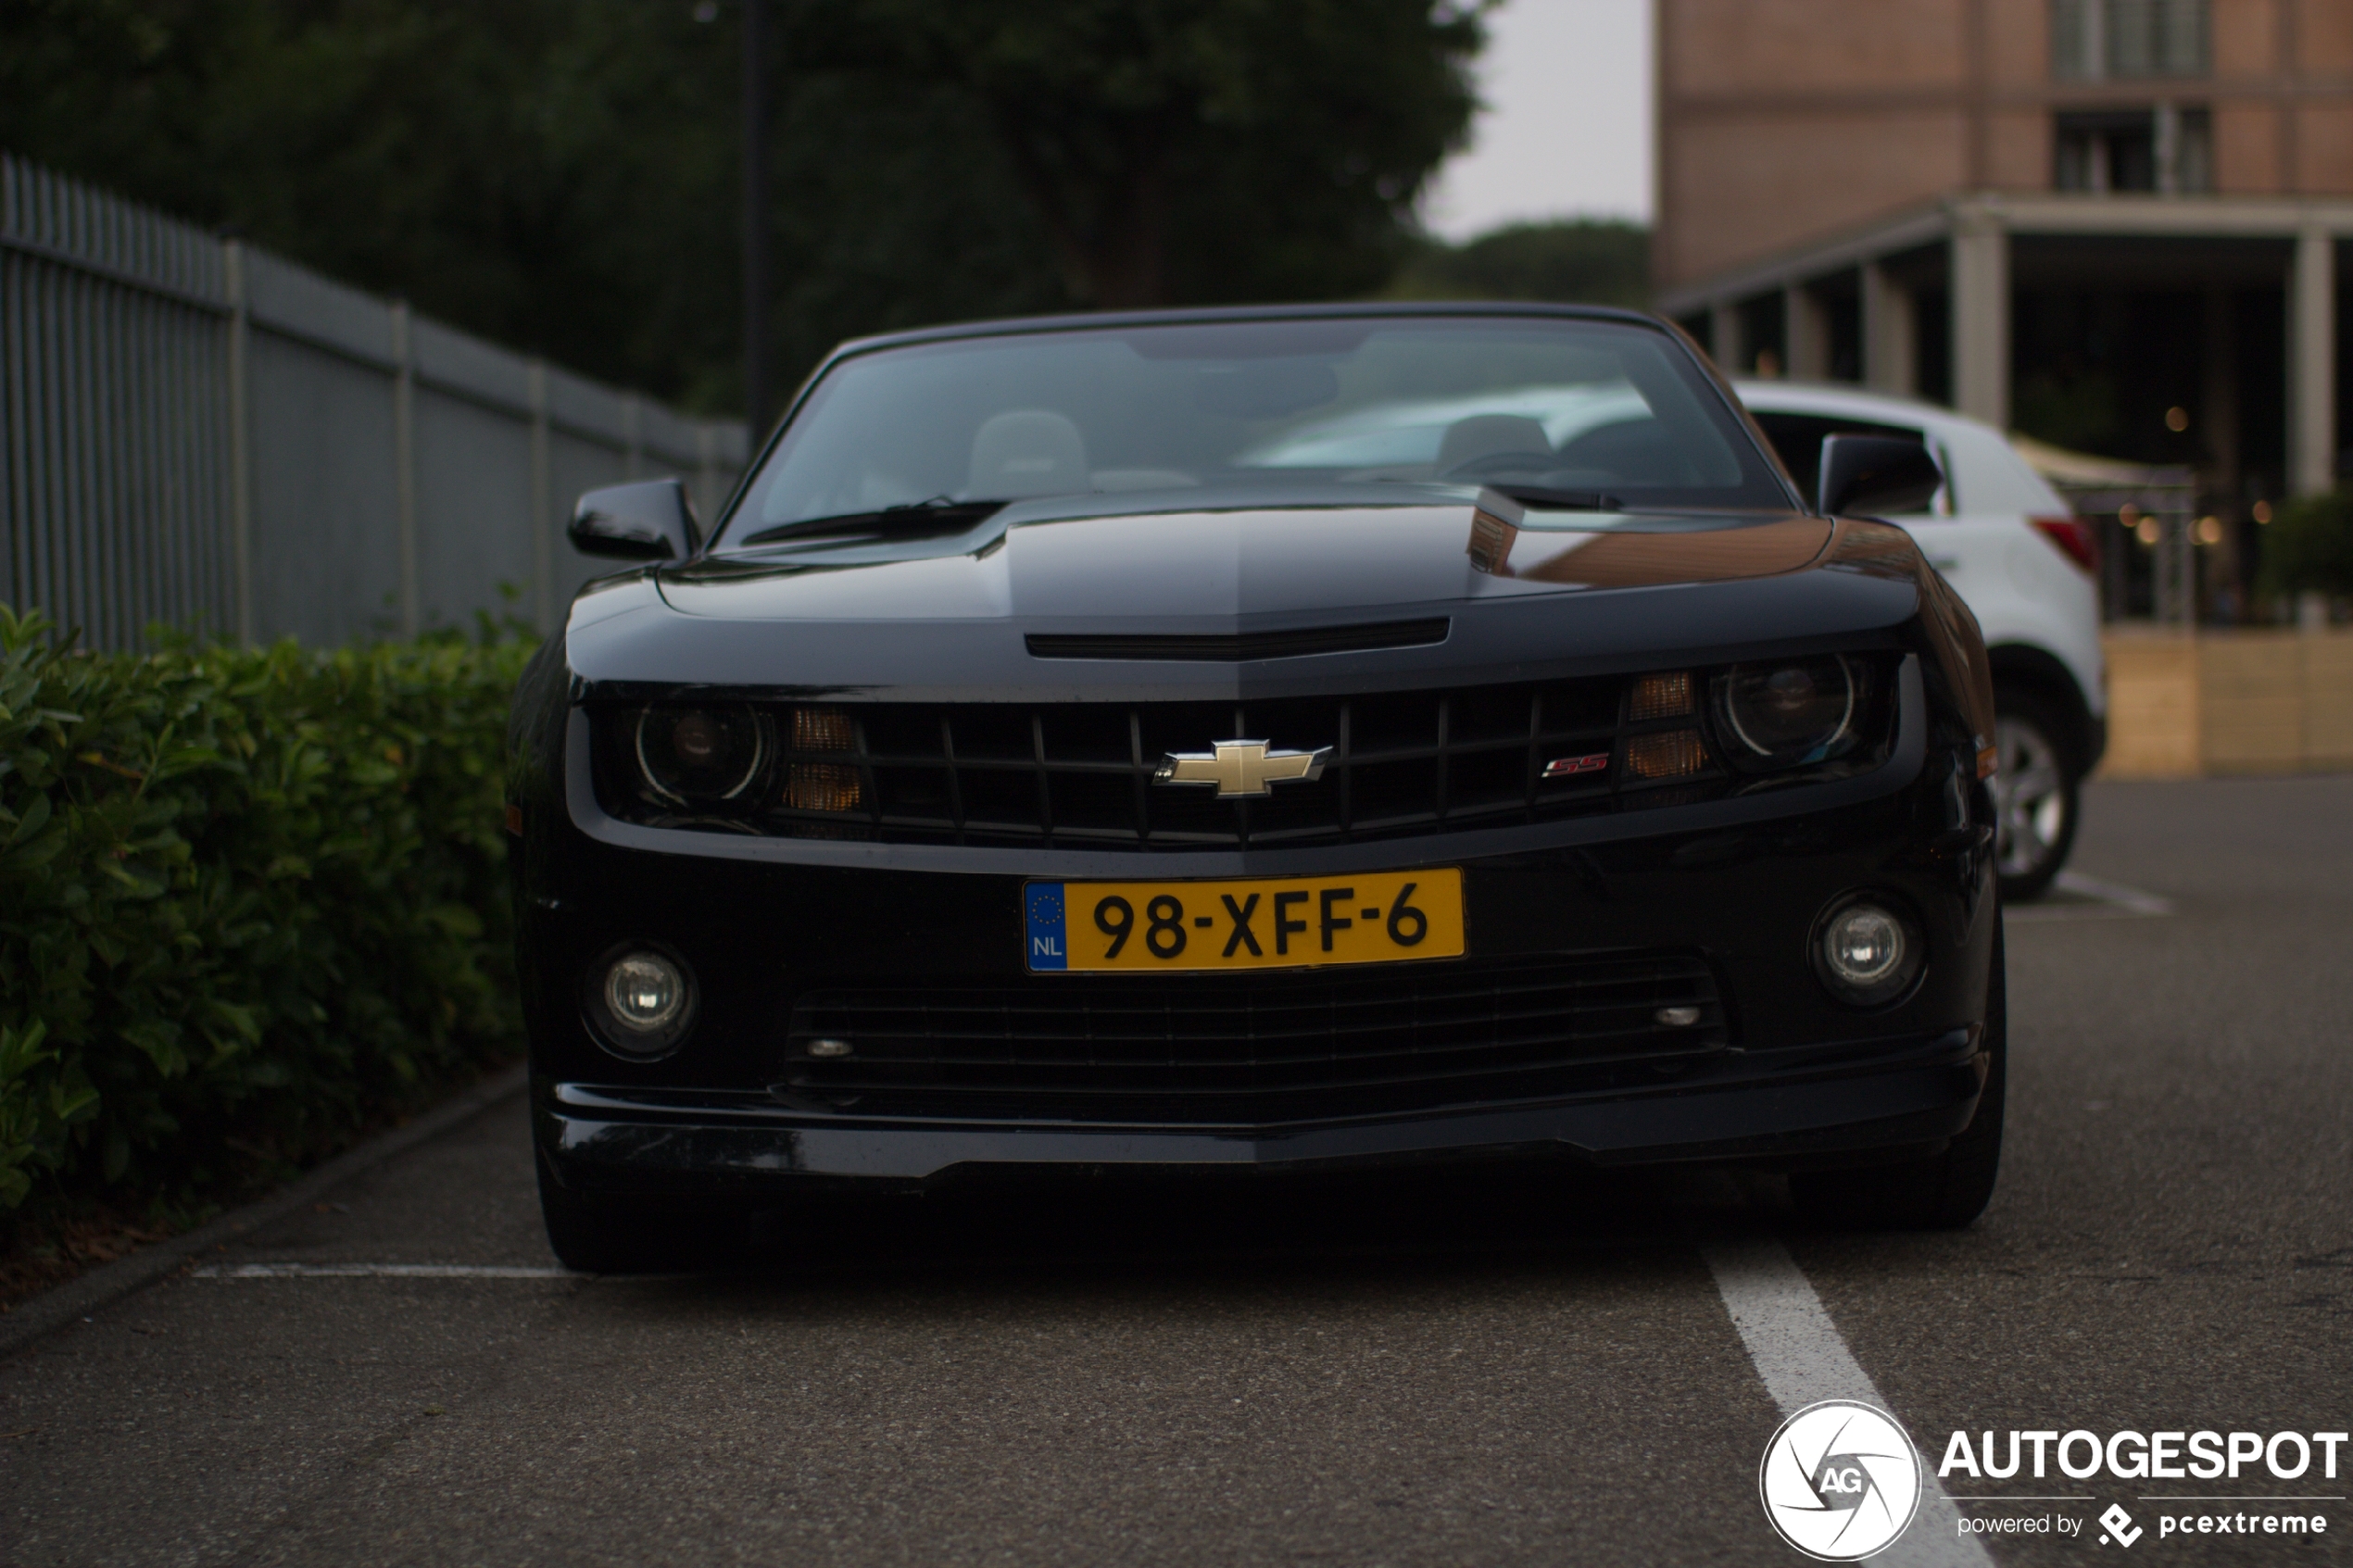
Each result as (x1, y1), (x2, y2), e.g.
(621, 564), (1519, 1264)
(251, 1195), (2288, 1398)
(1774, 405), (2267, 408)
(1, 152), (748, 648)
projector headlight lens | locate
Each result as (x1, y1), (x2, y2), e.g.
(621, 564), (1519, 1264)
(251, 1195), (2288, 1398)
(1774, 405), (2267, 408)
(634, 704), (768, 805)
(1716, 655), (1857, 768)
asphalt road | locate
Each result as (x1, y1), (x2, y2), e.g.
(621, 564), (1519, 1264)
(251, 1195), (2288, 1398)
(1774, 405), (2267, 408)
(6, 776), (2348, 1568)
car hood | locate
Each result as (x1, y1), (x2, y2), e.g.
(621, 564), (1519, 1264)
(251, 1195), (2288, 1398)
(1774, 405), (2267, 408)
(565, 496), (1927, 697)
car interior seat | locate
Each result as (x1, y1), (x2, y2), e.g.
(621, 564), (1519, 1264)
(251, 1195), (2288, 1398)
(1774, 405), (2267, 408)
(969, 410), (1088, 499)
(1434, 414), (1553, 477)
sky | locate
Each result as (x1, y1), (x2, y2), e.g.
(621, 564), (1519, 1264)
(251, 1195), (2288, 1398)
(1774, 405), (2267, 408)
(1416, 0), (1655, 241)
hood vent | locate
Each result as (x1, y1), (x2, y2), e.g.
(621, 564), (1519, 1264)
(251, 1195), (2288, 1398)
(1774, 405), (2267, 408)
(1026, 617), (1449, 662)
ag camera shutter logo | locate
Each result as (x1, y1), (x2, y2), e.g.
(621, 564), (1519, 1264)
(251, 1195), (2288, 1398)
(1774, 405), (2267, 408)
(1758, 1399), (1924, 1561)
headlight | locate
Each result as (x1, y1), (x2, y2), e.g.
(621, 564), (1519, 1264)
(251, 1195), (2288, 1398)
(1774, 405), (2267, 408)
(634, 704), (769, 805)
(586, 946), (698, 1058)
(1713, 656), (1858, 769)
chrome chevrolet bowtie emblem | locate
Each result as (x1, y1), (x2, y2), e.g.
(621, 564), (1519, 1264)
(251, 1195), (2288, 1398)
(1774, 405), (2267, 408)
(1153, 739), (1331, 798)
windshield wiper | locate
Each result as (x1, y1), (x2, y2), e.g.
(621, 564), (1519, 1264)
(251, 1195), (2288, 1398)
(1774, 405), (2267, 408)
(737, 496), (1009, 547)
(1485, 484), (1622, 511)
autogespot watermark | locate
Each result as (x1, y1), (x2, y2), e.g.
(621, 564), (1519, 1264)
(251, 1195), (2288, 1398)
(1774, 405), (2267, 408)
(1937, 1427), (2350, 1485)
(1939, 1428), (2344, 1549)
(1756, 1414), (2346, 1556)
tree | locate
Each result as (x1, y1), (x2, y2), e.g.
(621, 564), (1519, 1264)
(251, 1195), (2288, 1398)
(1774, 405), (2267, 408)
(0, 0), (1484, 408)
(1383, 220), (1651, 308)
(829, 0), (1482, 308)
(2258, 492), (2353, 600)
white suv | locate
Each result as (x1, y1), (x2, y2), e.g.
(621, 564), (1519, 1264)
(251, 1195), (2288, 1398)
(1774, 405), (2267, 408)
(1734, 382), (2105, 899)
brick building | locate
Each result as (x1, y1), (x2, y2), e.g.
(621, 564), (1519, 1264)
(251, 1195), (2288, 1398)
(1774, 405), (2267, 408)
(1654, 0), (2351, 508)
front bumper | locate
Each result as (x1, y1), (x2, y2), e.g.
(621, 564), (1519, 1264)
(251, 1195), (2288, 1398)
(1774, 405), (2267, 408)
(538, 1027), (1988, 1195)
(518, 653), (2000, 1199)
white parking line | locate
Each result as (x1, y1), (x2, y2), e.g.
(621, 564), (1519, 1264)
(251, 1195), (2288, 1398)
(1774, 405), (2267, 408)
(1705, 1236), (1994, 1568)
(195, 1262), (571, 1280)
(2005, 870), (2174, 923)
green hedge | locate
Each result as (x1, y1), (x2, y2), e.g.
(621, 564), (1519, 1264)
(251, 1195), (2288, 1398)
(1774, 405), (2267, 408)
(0, 608), (530, 1219)
(2259, 491), (2353, 600)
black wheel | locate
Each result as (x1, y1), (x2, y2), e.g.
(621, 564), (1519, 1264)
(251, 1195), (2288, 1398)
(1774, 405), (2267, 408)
(535, 1156), (737, 1273)
(1991, 688), (2081, 902)
(1791, 920), (2006, 1231)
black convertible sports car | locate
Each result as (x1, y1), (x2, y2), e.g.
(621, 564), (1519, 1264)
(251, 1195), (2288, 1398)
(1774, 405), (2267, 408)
(508, 304), (2006, 1270)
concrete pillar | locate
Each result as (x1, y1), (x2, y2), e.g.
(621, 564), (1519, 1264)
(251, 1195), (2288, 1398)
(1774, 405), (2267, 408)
(2203, 287), (2245, 619)
(1862, 261), (1916, 395)
(1784, 283), (1829, 381)
(1709, 302), (1743, 375)
(2289, 225), (2337, 495)
(1952, 212), (2010, 429)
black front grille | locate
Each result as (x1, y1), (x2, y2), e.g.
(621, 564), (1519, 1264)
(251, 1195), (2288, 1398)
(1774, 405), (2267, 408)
(598, 671), (1732, 849)
(778, 954), (1729, 1126)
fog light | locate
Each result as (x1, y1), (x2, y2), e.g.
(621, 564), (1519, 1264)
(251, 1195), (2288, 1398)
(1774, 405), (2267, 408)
(606, 953), (683, 1031)
(588, 947), (696, 1058)
(1816, 901), (1921, 1006)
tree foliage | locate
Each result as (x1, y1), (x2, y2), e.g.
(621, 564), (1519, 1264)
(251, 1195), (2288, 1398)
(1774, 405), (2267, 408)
(1383, 220), (1651, 308)
(0, 0), (1481, 411)
(2258, 491), (2353, 600)
(828, 0), (1482, 308)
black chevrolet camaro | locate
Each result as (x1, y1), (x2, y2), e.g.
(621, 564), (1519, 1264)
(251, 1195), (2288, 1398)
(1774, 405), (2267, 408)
(507, 304), (2006, 1271)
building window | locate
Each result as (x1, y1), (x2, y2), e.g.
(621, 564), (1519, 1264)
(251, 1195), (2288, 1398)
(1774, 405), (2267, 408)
(2052, 0), (2208, 81)
(2055, 106), (2210, 193)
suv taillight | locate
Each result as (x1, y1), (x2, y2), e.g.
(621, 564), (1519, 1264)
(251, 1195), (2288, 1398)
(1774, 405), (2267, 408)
(2031, 515), (2098, 574)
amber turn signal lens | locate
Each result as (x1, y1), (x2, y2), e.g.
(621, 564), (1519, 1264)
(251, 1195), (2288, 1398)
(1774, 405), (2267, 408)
(786, 762), (862, 812)
(1629, 671), (1693, 721)
(1626, 730), (1706, 780)
(791, 706), (855, 752)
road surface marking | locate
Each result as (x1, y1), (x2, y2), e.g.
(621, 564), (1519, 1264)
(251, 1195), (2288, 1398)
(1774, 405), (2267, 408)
(2006, 870), (2173, 923)
(195, 1262), (571, 1280)
(1705, 1236), (1994, 1568)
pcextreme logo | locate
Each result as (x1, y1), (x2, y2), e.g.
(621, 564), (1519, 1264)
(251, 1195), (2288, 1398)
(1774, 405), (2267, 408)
(1758, 1399), (1924, 1561)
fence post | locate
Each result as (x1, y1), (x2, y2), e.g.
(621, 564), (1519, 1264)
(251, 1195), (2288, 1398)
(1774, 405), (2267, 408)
(390, 299), (418, 637)
(222, 238), (256, 646)
(530, 359), (553, 634)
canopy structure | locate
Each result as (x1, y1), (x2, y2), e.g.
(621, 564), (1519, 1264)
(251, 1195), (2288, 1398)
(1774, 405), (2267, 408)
(2009, 434), (2198, 626)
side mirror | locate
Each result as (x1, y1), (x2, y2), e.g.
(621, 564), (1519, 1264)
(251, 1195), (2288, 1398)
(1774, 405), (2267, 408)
(569, 478), (699, 560)
(1817, 434), (1942, 519)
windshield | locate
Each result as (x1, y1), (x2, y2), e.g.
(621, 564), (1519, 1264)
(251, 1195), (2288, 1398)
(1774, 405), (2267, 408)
(717, 316), (1791, 549)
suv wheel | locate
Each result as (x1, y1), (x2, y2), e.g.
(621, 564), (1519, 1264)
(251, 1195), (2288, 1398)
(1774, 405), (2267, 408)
(1991, 690), (2079, 902)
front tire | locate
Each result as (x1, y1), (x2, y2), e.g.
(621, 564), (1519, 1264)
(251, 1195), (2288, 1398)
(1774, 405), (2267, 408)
(536, 1157), (737, 1273)
(1992, 690), (2080, 902)
(1791, 921), (2007, 1231)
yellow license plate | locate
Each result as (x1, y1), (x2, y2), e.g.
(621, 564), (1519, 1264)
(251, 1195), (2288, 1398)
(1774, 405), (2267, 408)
(1023, 870), (1464, 973)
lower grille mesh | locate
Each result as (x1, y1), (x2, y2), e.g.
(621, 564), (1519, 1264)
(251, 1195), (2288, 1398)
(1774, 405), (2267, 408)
(779, 954), (1729, 1126)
